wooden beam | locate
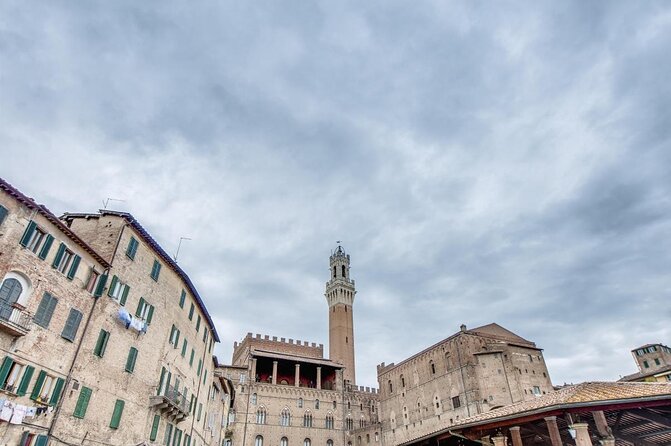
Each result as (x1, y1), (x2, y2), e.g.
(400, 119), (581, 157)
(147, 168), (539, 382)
(628, 409), (671, 429)
(592, 411), (610, 437)
(613, 427), (658, 446)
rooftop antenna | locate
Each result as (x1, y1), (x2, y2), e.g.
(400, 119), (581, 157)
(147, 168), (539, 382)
(102, 198), (126, 209)
(174, 237), (192, 262)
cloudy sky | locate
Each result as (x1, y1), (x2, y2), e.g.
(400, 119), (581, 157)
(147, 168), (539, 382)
(2, 1), (670, 387)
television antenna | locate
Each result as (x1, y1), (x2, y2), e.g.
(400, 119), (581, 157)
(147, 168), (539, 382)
(174, 237), (192, 262)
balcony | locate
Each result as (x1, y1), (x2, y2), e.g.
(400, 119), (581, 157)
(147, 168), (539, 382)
(149, 385), (189, 423)
(0, 302), (32, 337)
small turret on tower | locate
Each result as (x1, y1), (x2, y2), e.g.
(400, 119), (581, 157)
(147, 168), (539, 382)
(325, 244), (357, 384)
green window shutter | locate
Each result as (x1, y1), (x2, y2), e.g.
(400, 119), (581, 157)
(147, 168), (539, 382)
(151, 260), (161, 281)
(126, 237), (138, 260)
(197, 402), (202, 421)
(34, 292), (58, 328)
(67, 255), (81, 280)
(120, 285), (130, 306)
(181, 339), (187, 357)
(164, 423), (173, 445)
(150, 414), (160, 441)
(203, 369), (207, 385)
(196, 315), (201, 333)
(73, 386), (92, 418)
(37, 234), (54, 260)
(158, 367), (166, 395)
(197, 359), (202, 377)
(49, 377), (65, 405)
(179, 290), (186, 308)
(135, 297), (145, 317)
(94, 329), (109, 357)
(189, 349), (195, 367)
(110, 399), (125, 429)
(125, 347), (138, 373)
(51, 243), (66, 268)
(0, 205), (8, 226)
(174, 330), (180, 349)
(189, 395), (194, 413)
(188, 303), (194, 320)
(146, 305), (154, 325)
(94, 274), (108, 298)
(0, 356), (14, 388)
(19, 221), (37, 247)
(30, 370), (46, 400)
(61, 308), (83, 342)
(184, 435), (191, 446)
(16, 365), (34, 396)
(174, 428), (183, 446)
(193, 397), (197, 415)
(108, 276), (118, 297)
(35, 436), (48, 446)
(170, 324), (176, 344)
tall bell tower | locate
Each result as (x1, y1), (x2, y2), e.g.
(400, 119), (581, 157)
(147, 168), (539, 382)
(325, 245), (356, 385)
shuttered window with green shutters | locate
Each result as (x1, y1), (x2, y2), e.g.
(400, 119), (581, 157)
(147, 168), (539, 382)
(35, 435), (48, 446)
(150, 260), (161, 281)
(16, 365), (35, 396)
(29, 370), (64, 405)
(188, 303), (194, 320)
(179, 290), (186, 308)
(197, 359), (202, 377)
(30, 370), (46, 400)
(126, 236), (139, 260)
(49, 377), (65, 405)
(164, 423), (173, 445)
(0, 205), (7, 226)
(150, 414), (161, 441)
(51, 243), (66, 269)
(94, 329), (110, 357)
(196, 315), (201, 333)
(33, 293), (58, 328)
(184, 434), (191, 446)
(189, 349), (195, 367)
(173, 428), (183, 446)
(66, 254), (81, 280)
(94, 274), (108, 298)
(73, 386), (92, 418)
(0, 357), (13, 389)
(61, 308), (83, 342)
(181, 339), (187, 358)
(37, 235), (54, 260)
(19, 221), (37, 247)
(110, 399), (125, 429)
(125, 347), (138, 373)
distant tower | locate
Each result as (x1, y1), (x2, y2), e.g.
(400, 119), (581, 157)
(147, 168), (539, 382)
(325, 245), (356, 385)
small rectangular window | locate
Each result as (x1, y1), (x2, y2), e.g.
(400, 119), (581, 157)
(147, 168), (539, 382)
(179, 290), (186, 308)
(73, 387), (92, 419)
(188, 303), (194, 321)
(61, 308), (83, 342)
(150, 260), (161, 281)
(0, 205), (7, 226)
(110, 399), (125, 429)
(126, 236), (139, 260)
(196, 315), (201, 333)
(34, 293), (58, 328)
(451, 396), (461, 409)
(135, 297), (154, 324)
(181, 339), (188, 358)
(86, 269), (100, 294)
(108, 276), (130, 305)
(126, 347), (138, 373)
(150, 414), (161, 441)
(94, 329), (110, 357)
(197, 359), (202, 377)
(189, 349), (195, 367)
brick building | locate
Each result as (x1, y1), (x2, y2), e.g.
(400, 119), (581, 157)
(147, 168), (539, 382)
(620, 343), (671, 383)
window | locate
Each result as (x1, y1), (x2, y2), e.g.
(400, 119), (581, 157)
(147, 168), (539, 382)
(255, 436), (263, 446)
(0, 357), (34, 396)
(0, 205), (7, 226)
(85, 270), (100, 294)
(532, 386), (541, 396)
(327, 441), (333, 446)
(256, 407), (266, 424)
(452, 396), (461, 409)
(197, 359), (202, 376)
(0, 277), (24, 320)
(203, 328), (208, 343)
(346, 417), (353, 430)
(190, 349), (195, 367)
(325, 414), (334, 429)
(33, 292), (58, 328)
(333, 401), (337, 409)
(181, 339), (188, 358)
(107, 276), (130, 305)
(173, 428), (183, 446)
(126, 236), (139, 260)
(644, 360), (650, 368)
(655, 358), (661, 366)
(388, 380), (393, 393)
(298, 398), (303, 408)
(61, 308), (83, 342)
(303, 411), (313, 427)
(135, 297), (154, 324)
(73, 386), (93, 419)
(367, 435), (370, 444)
(164, 423), (173, 445)
(125, 347), (138, 373)
(430, 361), (436, 375)
(94, 329), (110, 357)
(304, 439), (311, 446)
(52, 243), (80, 279)
(179, 290), (186, 308)
(30, 371), (65, 405)
(20, 221), (54, 260)
(281, 438), (288, 446)
(251, 393), (257, 404)
(196, 315), (201, 333)
(400, 374), (405, 388)
(188, 303), (194, 320)
(315, 399), (320, 409)
(280, 408), (291, 426)
(170, 325), (181, 348)
(150, 259), (161, 281)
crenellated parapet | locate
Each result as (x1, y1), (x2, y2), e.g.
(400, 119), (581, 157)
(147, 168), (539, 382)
(232, 333), (325, 365)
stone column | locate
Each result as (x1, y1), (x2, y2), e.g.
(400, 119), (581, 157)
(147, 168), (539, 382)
(251, 358), (257, 382)
(509, 426), (523, 446)
(272, 361), (278, 385)
(317, 367), (322, 390)
(545, 416), (563, 446)
(492, 435), (507, 446)
(295, 364), (300, 387)
(572, 423), (593, 446)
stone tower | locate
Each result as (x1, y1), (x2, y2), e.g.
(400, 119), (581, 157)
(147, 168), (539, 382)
(325, 245), (356, 384)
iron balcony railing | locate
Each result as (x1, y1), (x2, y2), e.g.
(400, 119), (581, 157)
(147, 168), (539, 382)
(0, 302), (33, 335)
(157, 384), (189, 413)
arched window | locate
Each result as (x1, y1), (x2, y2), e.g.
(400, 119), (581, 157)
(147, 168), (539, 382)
(388, 380), (393, 394)
(251, 393), (257, 404)
(280, 408), (291, 426)
(304, 439), (311, 446)
(357, 437), (362, 446)
(327, 440), (333, 446)
(298, 398), (303, 408)
(325, 413), (334, 429)
(366, 435), (370, 444)
(303, 410), (313, 427)
(333, 266), (336, 278)
(333, 401), (337, 409)
(346, 417), (353, 430)
(347, 401), (351, 410)
(281, 438), (288, 446)
(228, 409), (236, 423)
(400, 374), (405, 388)
(341, 265), (346, 278)
(256, 407), (267, 424)
(0, 278), (22, 321)
(430, 360), (436, 375)
(375, 433), (379, 442)
(255, 436), (263, 446)
(359, 415), (366, 428)
(315, 399), (319, 409)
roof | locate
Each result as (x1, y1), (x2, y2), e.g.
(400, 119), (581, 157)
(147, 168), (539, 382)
(0, 178), (111, 268)
(466, 323), (536, 347)
(61, 209), (220, 342)
(620, 364), (671, 382)
(453, 382), (671, 429)
(632, 343), (670, 351)
(251, 348), (345, 368)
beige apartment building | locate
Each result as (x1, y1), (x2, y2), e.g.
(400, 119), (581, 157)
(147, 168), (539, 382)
(620, 343), (671, 383)
(0, 179), (110, 445)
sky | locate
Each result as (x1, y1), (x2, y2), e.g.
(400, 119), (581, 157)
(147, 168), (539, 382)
(1, 1), (670, 388)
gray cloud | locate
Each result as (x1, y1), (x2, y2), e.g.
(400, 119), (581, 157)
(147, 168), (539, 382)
(2, 0), (670, 386)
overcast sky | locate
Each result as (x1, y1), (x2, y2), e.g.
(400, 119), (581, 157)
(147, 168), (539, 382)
(2, 1), (670, 388)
